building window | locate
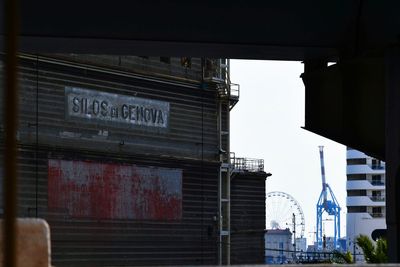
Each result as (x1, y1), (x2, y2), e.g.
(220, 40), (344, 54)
(347, 158), (367, 165)
(371, 159), (384, 170)
(371, 190), (384, 201)
(181, 57), (192, 68)
(371, 175), (383, 185)
(372, 207), (382, 217)
(347, 190), (366, 196)
(160, 57), (171, 64)
(347, 206), (367, 213)
(347, 174), (367, 181)
(372, 191), (382, 197)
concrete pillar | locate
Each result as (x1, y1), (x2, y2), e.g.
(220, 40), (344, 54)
(385, 47), (400, 262)
(0, 218), (51, 267)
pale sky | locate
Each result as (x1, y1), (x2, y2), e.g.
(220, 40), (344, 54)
(230, 60), (347, 245)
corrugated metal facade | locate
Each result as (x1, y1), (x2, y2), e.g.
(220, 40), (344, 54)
(46, 55), (203, 83)
(0, 56), (220, 266)
(230, 172), (267, 265)
(17, 147), (219, 266)
(48, 159), (183, 221)
(16, 56), (218, 161)
(0, 55), (266, 266)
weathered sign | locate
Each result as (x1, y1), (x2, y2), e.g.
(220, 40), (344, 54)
(48, 159), (182, 220)
(65, 87), (169, 128)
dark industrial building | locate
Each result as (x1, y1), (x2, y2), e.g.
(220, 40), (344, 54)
(230, 160), (268, 265)
(0, 55), (268, 266)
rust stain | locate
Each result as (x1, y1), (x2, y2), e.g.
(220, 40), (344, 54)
(48, 159), (182, 220)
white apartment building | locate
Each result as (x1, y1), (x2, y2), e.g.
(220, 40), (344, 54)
(265, 229), (293, 264)
(346, 147), (386, 261)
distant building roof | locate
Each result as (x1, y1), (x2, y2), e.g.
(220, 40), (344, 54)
(265, 228), (292, 235)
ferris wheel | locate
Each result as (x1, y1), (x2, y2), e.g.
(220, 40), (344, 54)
(266, 191), (305, 238)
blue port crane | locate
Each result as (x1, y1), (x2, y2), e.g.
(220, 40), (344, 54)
(316, 146), (341, 250)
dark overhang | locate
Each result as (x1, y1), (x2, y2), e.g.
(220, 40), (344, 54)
(1, 0), (398, 159)
(0, 1), (397, 60)
(302, 58), (385, 160)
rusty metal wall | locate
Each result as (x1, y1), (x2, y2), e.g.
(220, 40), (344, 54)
(15, 146), (219, 266)
(230, 172), (267, 265)
(48, 159), (183, 221)
(15, 55), (218, 161)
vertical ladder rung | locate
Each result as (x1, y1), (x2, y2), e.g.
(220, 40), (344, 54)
(221, 163), (230, 169)
(220, 230), (229, 236)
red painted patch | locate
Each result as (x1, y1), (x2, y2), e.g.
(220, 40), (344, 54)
(48, 159), (182, 220)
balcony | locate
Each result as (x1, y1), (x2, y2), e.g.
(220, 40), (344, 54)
(347, 196), (385, 206)
(347, 164), (386, 175)
(370, 213), (385, 218)
(230, 83), (240, 99)
(227, 83), (240, 110)
(371, 164), (385, 170)
(370, 196), (385, 202)
(347, 180), (385, 190)
(371, 180), (385, 186)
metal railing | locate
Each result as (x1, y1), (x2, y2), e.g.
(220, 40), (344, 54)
(231, 156), (264, 172)
(370, 164), (385, 170)
(229, 83), (240, 99)
(371, 180), (385, 186)
(371, 213), (384, 218)
(370, 196), (385, 202)
(204, 59), (240, 111)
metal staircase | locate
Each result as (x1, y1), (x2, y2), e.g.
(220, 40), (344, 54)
(204, 59), (240, 111)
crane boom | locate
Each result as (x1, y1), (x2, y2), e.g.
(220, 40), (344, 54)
(316, 146), (341, 250)
(319, 146), (327, 204)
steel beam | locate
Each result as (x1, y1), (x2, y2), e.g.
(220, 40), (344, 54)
(3, 0), (19, 266)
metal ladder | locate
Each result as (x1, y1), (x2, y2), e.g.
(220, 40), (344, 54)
(217, 59), (232, 265)
(204, 58), (239, 265)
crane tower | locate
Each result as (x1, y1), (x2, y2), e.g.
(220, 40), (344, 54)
(316, 146), (341, 250)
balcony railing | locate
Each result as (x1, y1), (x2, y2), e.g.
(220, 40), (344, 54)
(371, 213), (384, 218)
(370, 164), (385, 170)
(230, 83), (240, 99)
(370, 196), (385, 202)
(371, 180), (385, 186)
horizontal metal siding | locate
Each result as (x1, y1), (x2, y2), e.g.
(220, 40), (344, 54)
(13, 145), (219, 266)
(230, 172), (267, 264)
(0, 56), (223, 266)
(13, 57), (218, 161)
(0, 56), (255, 266)
(46, 55), (203, 82)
